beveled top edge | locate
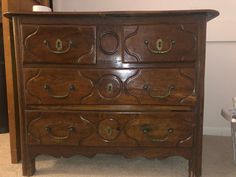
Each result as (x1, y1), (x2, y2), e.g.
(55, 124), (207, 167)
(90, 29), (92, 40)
(5, 9), (219, 21)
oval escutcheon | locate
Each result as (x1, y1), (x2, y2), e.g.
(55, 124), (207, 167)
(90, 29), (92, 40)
(56, 39), (63, 51)
(98, 75), (122, 99)
(98, 119), (121, 142)
(156, 38), (164, 51)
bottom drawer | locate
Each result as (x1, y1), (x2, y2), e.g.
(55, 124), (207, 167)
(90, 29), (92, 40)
(26, 111), (194, 147)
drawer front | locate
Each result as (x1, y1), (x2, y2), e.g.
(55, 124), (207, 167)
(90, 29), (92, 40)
(27, 112), (194, 147)
(124, 24), (197, 63)
(24, 68), (196, 106)
(125, 114), (194, 147)
(22, 25), (96, 64)
(27, 112), (94, 146)
(24, 68), (94, 105)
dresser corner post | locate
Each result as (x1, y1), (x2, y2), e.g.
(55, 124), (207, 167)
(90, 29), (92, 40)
(22, 154), (36, 176)
(188, 157), (201, 177)
(188, 159), (194, 177)
(189, 15), (209, 177)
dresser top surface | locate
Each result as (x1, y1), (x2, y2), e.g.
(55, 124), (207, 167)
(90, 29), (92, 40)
(5, 9), (219, 21)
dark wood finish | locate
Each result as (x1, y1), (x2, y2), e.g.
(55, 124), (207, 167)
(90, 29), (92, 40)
(26, 111), (194, 147)
(22, 25), (96, 64)
(0, 22), (8, 133)
(1, 0), (52, 163)
(8, 10), (218, 177)
(0, 2), (8, 133)
(2, 0), (21, 163)
(23, 68), (94, 104)
(124, 24), (197, 63)
(23, 68), (195, 105)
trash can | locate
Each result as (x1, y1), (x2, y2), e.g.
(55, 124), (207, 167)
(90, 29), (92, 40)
(221, 107), (236, 164)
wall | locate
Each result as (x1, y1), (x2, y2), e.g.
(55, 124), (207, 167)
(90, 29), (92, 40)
(53, 0), (236, 41)
(53, 0), (236, 136)
(204, 42), (236, 136)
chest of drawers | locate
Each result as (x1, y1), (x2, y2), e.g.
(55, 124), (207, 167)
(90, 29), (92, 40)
(9, 10), (218, 177)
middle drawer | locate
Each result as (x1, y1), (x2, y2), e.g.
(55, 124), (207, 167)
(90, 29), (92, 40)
(23, 68), (196, 106)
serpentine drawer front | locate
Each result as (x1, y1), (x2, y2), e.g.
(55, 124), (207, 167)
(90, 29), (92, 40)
(9, 10), (219, 177)
(24, 68), (196, 106)
(26, 112), (194, 147)
(22, 25), (96, 64)
(124, 24), (197, 63)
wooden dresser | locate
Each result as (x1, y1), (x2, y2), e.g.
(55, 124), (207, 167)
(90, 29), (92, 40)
(8, 10), (218, 177)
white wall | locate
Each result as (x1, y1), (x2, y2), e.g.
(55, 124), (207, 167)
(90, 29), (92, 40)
(204, 42), (236, 136)
(53, 0), (236, 42)
(53, 0), (236, 136)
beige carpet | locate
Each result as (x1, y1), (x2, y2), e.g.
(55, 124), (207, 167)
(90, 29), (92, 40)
(0, 134), (235, 177)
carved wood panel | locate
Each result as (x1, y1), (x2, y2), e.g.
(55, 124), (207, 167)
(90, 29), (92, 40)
(125, 68), (196, 105)
(23, 68), (196, 106)
(27, 112), (94, 145)
(81, 68), (196, 105)
(22, 25), (96, 64)
(24, 68), (94, 105)
(27, 111), (194, 148)
(125, 114), (194, 147)
(124, 24), (197, 63)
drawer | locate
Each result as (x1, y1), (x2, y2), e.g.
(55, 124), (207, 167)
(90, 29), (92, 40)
(27, 112), (94, 146)
(26, 112), (194, 147)
(124, 112), (194, 147)
(124, 24), (197, 63)
(24, 68), (196, 106)
(24, 68), (94, 105)
(22, 25), (96, 64)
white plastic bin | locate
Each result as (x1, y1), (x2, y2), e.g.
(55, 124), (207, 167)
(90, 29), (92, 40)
(221, 107), (236, 164)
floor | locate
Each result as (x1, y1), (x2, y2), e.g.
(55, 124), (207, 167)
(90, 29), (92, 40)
(0, 134), (235, 177)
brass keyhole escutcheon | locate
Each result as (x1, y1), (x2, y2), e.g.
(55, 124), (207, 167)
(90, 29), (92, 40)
(144, 38), (175, 54)
(156, 39), (163, 51)
(56, 39), (63, 51)
(106, 126), (113, 136)
(107, 83), (113, 94)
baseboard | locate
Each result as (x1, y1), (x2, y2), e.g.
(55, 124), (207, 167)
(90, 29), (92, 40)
(203, 126), (231, 136)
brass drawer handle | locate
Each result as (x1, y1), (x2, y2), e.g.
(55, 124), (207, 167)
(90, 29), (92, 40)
(43, 39), (73, 54)
(45, 126), (76, 141)
(144, 38), (175, 54)
(141, 125), (174, 142)
(143, 84), (175, 99)
(43, 84), (76, 99)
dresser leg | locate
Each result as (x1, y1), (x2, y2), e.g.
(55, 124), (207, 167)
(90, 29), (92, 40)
(189, 159), (194, 177)
(188, 159), (201, 177)
(22, 156), (35, 176)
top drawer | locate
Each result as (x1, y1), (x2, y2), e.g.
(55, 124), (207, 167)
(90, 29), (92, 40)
(124, 24), (198, 63)
(22, 25), (96, 64)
